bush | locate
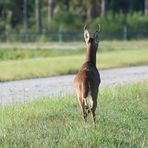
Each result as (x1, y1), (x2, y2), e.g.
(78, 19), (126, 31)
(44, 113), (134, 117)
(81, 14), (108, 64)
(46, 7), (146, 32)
(0, 20), (5, 34)
(127, 12), (148, 33)
(89, 12), (148, 39)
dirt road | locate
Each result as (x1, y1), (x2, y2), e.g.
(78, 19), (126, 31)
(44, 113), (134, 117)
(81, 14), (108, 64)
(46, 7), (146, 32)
(0, 66), (148, 105)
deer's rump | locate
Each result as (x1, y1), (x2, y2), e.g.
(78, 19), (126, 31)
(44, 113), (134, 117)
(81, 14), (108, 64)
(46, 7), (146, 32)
(74, 63), (101, 98)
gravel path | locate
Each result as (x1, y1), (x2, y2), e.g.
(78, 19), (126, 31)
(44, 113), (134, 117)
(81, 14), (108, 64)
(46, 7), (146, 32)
(0, 65), (148, 105)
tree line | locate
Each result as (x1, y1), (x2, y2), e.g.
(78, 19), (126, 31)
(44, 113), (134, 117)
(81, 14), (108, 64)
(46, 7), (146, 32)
(0, 0), (148, 34)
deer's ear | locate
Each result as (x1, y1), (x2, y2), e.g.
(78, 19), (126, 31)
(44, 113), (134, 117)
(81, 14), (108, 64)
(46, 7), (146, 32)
(94, 31), (99, 43)
(84, 30), (90, 43)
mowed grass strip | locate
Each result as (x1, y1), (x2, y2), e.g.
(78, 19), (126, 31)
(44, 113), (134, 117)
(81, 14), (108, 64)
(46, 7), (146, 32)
(1, 40), (148, 60)
(0, 49), (148, 81)
(0, 82), (148, 147)
(0, 40), (148, 51)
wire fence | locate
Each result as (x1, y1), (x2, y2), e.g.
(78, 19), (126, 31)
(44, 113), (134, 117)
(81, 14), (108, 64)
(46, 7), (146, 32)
(0, 31), (148, 42)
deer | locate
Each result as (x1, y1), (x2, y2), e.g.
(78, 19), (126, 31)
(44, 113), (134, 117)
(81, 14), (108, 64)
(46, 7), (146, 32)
(73, 25), (101, 128)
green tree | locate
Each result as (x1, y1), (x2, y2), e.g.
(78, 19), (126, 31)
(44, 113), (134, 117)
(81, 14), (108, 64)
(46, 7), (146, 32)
(36, 0), (42, 33)
(23, 0), (28, 32)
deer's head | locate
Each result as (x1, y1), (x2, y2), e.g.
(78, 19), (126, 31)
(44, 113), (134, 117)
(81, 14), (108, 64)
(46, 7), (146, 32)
(84, 25), (100, 49)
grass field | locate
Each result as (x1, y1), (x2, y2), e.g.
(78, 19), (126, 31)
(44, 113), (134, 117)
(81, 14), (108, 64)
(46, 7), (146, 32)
(0, 82), (148, 147)
(0, 49), (148, 81)
(0, 40), (148, 81)
(0, 40), (148, 60)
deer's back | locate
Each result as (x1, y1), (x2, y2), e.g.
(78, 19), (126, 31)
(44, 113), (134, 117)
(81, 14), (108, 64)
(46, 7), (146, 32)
(74, 62), (101, 88)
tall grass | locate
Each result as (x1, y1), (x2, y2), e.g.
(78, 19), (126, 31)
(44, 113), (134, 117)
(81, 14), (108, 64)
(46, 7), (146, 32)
(0, 82), (148, 147)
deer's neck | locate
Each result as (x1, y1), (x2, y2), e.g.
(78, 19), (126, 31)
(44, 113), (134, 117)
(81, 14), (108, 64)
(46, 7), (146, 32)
(85, 43), (97, 66)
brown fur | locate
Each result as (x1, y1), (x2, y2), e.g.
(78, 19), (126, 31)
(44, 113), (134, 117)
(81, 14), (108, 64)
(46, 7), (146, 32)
(73, 30), (101, 128)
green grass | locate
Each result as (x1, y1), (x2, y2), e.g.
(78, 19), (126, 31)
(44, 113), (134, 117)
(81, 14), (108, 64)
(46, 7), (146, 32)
(0, 40), (148, 81)
(0, 48), (85, 60)
(0, 49), (148, 81)
(0, 82), (148, 147)
(100, 40), (148, 51)
(0, 40), (148, 60)
(98, 49), (148, 68)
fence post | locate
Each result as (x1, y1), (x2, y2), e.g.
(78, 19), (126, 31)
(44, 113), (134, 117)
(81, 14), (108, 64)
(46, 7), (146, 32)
(58, 25), (63, 42)
(123, 25), (128, 40)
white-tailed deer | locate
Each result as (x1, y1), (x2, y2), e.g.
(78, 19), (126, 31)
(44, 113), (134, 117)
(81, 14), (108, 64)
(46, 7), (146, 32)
(73, 25), (101, 128)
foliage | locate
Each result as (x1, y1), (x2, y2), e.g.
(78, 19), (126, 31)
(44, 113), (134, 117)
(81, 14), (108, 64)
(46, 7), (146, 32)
(0, 0), (147, 40)
(0, 19), (5, 33)
(127, 12), (148, 33)
(0, 82), (148, 147)
(89, 12), (148, 36)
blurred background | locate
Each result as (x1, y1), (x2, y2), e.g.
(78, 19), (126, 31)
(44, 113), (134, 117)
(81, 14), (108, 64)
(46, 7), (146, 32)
(0, 0), (148, 42)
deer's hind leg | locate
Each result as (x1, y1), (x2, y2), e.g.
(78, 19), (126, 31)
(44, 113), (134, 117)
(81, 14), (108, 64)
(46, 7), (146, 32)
(89, 89), (98, 128)
(76, 92), (87, 123)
